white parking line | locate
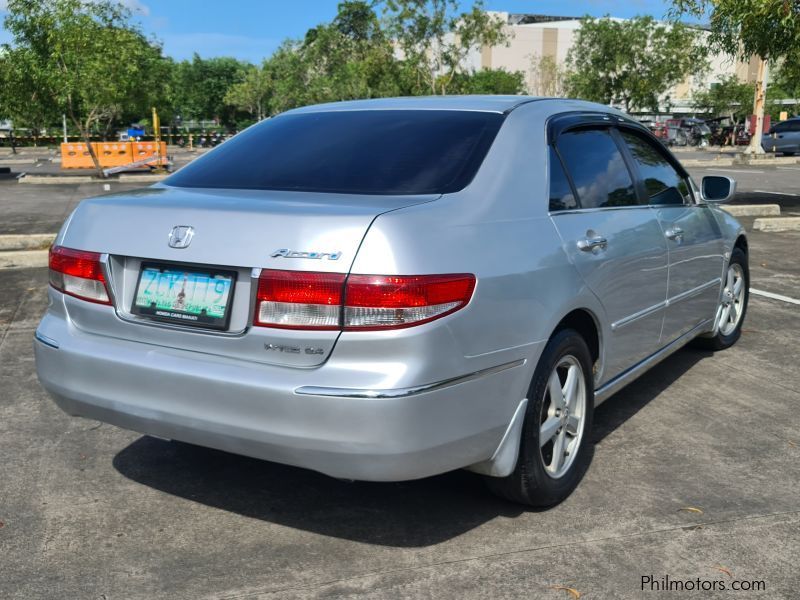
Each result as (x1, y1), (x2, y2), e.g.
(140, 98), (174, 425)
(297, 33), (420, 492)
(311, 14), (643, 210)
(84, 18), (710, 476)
(750, 288), (800, 306)
(753, 190), (800, 197)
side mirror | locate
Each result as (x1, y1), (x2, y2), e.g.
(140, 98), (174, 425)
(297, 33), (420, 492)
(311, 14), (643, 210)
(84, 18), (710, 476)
(701, 175), (736, 204)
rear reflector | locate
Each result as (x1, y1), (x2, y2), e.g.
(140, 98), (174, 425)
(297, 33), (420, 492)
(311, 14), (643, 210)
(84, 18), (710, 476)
(49, 245), (111, 305)
(254, 270), (475, 331)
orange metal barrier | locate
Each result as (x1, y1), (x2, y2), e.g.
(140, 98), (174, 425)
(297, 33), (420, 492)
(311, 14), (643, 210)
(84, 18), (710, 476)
(60, 141), (168, 169)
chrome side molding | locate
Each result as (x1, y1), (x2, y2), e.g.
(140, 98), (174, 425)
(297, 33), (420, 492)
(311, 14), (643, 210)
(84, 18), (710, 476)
(595, 318), (713, 405)
(295, 358), (526, 399)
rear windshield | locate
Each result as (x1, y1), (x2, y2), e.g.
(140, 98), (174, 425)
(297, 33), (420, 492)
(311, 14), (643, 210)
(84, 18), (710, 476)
(165, 110), (505, 195)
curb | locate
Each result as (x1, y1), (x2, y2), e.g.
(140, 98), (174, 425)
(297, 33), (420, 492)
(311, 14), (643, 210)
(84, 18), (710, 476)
(0, 233), (56, 251)
(721, 204), (781, 217)
(735, 156), (800, 166)
(0, 249), (49, 269)
(19, 175), (96, 184)
(681, 159), (735, 167)
(118, 173), (168, 182)
(18, 173), (167, 184)
(752, 217), (800, 232)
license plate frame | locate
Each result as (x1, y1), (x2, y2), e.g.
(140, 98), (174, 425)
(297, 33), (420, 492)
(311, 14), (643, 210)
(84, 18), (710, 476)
(131, 262), (237, 331)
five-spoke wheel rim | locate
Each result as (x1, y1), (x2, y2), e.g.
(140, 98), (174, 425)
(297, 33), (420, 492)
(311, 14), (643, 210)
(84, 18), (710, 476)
(718, 263), (745, 336)
(539, 355), (587, 479)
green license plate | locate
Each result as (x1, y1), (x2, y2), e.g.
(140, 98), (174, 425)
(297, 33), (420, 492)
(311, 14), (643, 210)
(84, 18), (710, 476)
(131, 263), (236, 330)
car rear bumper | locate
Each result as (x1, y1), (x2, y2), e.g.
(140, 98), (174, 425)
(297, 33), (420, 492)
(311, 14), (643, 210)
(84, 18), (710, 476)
(34, 312), (530, 481)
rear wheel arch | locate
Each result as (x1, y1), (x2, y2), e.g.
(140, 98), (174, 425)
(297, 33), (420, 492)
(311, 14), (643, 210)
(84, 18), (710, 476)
(551, 309), (601, 381)
(734, 234), (748, 256)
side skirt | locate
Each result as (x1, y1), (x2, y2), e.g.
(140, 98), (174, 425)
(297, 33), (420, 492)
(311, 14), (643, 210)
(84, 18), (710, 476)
(594, 318), (713, 405)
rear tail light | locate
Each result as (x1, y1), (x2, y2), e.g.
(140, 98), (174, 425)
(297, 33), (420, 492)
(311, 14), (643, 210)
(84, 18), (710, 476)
(255, 270), (345, 329)
(49, 245), (111, 305)
(254, 270), (475, 331)
(343, 274), (476, 330)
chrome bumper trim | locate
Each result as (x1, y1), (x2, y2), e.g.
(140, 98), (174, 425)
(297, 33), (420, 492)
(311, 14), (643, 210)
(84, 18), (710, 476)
(294, 358), (526, 399)
(34, 330), (59, 349)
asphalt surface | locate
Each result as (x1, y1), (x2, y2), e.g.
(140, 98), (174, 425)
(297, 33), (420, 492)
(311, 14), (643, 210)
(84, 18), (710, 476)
(0, 162), (799, 599)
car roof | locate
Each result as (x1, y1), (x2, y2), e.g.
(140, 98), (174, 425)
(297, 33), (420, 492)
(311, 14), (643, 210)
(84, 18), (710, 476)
(283, 95), (545, 115)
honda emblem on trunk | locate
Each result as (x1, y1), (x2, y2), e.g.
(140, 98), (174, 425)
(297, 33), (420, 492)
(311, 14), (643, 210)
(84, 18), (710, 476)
(168, 225), (194, 249)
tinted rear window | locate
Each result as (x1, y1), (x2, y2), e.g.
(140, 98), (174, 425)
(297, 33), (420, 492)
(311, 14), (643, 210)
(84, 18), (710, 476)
(165, 110), (505, 195)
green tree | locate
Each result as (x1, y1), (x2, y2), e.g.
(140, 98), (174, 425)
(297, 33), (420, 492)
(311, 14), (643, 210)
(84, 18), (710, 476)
(693, 75), (754, 123)
(0, 52), (60, 146)
(529, 55), (567, 97)
(565, 16), (707, 112)
(671, 1), (800, 152)
(448, 68), (525, 94)
(762, 59), (800, 121)
(224, 63), (272, 121)
(2, 0), (168, 174)
(263, 1), (403, 113)
(382, 0), (509, 95)
(171, 54), (250, 126)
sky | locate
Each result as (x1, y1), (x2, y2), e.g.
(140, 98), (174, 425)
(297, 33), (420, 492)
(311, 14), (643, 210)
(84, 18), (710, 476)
(0, 0), (680, 64)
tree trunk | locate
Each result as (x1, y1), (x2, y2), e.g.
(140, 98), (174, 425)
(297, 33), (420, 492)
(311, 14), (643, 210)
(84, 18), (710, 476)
(71, 116), (104, 178)
(745, 57), (768, 155)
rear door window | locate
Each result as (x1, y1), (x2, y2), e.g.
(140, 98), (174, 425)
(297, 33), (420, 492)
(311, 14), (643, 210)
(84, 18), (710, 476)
(772, 121), (790, 134)
(548, 146), (577, 211)
(165, 110), (504, 195)
(619, 130), (691, 206)
(556, 129), (638, 209)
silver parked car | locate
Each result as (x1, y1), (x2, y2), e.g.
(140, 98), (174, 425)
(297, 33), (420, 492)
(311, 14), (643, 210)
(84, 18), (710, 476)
(762, 117), (800, 155)
(34, 97), (748, 506)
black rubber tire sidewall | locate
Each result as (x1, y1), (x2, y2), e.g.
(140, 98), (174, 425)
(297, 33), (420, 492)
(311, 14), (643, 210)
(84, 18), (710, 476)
(485, 328), (595, 507)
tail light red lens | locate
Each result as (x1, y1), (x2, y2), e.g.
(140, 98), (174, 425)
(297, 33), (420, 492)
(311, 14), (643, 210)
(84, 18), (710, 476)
(344, 274), (476, 330)
(255, 269), (345, 329)
(49, 245), (111, 305)
(253, 270), (475, 331)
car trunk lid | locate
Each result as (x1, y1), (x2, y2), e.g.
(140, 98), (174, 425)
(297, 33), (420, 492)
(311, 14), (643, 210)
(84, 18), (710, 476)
(57, 185), (436, 367)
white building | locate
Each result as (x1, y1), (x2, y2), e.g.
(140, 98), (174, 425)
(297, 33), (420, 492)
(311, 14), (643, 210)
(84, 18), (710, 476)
(466, 13), (760, 114)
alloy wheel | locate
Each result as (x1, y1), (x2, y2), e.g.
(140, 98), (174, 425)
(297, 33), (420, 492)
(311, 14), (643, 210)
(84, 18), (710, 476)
(539, 355), (587, 479)
(718, 263), (746, 336)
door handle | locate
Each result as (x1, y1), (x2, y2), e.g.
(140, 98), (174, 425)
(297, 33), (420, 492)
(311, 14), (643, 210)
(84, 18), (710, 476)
(665, 227), (684, 242)
(577, 236), (608, 252)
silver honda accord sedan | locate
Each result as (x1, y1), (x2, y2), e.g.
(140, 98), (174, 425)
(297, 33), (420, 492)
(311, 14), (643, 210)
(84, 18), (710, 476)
(34, 96), (748, 506)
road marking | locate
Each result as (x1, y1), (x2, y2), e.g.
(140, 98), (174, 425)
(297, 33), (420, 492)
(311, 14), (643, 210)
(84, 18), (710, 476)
(699, 168), (764, 174)
(750, 288), (800, 306)
(777, 166), (800, 171)
(753, 189), (800, 197)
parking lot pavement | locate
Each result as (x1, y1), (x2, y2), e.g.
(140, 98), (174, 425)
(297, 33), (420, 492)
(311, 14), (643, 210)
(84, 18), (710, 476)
(0, 180), (148, 236)
(1, 226), (799, 598)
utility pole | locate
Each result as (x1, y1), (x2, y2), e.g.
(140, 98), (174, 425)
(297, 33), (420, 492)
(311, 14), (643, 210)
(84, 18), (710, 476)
(62, 114), (68, 143)
(745, 57), (768, 155)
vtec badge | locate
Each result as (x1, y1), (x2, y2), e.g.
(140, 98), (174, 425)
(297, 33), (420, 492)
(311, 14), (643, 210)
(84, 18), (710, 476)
(271, 248), (342, 260)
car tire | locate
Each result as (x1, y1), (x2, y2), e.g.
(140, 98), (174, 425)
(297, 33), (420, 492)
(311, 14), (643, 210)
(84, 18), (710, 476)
(692, 247), (749, 351)
(485, 328), (594, 507)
